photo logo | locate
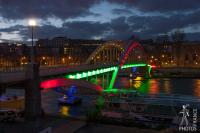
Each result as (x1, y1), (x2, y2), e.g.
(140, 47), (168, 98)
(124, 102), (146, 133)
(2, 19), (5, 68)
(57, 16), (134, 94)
(179, 104), (198, 132)
(180, 104), (190, 126)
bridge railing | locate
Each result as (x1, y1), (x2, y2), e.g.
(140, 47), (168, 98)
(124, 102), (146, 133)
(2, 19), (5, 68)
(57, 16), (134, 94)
(0, 64), (81, 73)
(0, 62), (118, 74)
(0, 67), (25, 73)
(0, 62), (119, 84)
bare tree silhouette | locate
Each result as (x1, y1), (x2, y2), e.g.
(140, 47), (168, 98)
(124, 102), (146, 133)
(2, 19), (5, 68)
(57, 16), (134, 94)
(171, 30), (185, 67)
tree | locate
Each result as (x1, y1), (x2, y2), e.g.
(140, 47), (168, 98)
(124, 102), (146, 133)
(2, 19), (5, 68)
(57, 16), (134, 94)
(171, 30), (185, 67)
(156, 34), (169, 44)
(171, 30), (185, 43)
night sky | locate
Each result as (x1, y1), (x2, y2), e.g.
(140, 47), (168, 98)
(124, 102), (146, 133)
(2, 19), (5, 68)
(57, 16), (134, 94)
(0, 0), (200, 42)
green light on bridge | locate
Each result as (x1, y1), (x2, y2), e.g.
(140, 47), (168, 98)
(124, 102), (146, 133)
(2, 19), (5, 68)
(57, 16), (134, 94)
(66, 66), (118, 79)
(108, 67), (119, 90)
(65, 63), (152, 90)
(121, 63), (151, 69)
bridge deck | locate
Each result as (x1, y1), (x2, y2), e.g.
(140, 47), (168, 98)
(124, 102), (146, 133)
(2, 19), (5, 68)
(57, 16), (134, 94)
(0, 63), (117, 84)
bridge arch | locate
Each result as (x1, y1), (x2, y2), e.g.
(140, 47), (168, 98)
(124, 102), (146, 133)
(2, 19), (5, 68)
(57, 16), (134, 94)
(119, 40), (147, 67)
(107, 39), (149, 90)
(85, 41), (124, 64)
(40, 38), (151, 92)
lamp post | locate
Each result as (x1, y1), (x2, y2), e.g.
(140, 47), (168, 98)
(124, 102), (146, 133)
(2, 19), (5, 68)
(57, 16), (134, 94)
(28, 19), (36, 63)
(25, 19), (41, 122)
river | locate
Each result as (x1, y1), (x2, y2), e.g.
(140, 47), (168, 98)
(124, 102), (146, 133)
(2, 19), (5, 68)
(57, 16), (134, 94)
(4, 77), (200, 116)
(115, 77), (200, 98)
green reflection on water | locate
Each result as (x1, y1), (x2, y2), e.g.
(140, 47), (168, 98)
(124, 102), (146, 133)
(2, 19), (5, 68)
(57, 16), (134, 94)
(130, 78), (150, 95)
(137, 80), (150, 94)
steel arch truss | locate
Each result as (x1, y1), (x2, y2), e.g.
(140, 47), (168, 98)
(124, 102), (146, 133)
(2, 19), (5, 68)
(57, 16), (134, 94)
(85, 41), (124, 64)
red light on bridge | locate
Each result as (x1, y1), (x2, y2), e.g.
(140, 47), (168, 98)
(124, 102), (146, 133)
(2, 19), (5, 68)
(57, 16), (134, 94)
(40, 78), (67, 89)
(151, 65), (156, 68)
(40, 78), (103, 92)
(119, 41), (146, 67)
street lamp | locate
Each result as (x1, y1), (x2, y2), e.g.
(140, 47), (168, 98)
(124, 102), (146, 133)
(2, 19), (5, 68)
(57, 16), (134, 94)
(25, 19), (42, 121)
(28, 19), (36, 63)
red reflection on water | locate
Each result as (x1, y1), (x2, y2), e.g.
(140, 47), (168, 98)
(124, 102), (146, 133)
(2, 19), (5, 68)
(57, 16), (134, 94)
(163, 80), (171, 94)
(129, 79), (133, 88)
(193, 79), (200, 98)
(149, 80), (159, 95)
(120, 78), (130, 88)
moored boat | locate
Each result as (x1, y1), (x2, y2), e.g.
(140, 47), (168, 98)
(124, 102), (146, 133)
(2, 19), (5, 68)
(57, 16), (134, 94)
(58, 95), (82, 105)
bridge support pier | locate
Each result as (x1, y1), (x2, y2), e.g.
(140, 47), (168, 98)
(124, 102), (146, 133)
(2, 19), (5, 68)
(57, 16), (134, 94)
(95, 75), (98, 84)
(106, 73), (110, 88)
(102, 74), (105, 89)
(0, 85), (6, 96)
(25, 63), (42, 121)
(144, 65), (151, 78)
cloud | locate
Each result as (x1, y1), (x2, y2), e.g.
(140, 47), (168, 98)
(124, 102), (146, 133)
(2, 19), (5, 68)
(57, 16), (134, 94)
(185, 32), (200, 41)
(112, 8), (132, 15)
(0, 25), (26, 33)
(14, 18), (133, 40)
(1, 9), (200, 41)
(0, 0), (200, 41)
(62, 21), (110, 39)
(127, 9), (200, 37)
(0, 0), (100, 20)
(105, 17), (132, 39)
(0, 21), (110, 40)
(108, 0), (200, 13)
(1, 0), (199, 21)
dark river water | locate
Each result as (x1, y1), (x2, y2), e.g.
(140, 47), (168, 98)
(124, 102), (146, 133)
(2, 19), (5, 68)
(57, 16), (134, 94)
(6, 78), (200, 98)
(115, 77), (200, 98)
(44, 77), (200, 116)
(4, 78), (200, 116)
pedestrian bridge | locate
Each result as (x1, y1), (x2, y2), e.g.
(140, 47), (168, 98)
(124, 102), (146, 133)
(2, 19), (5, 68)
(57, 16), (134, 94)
(0, 38), (155, 120)
(40, 63), (153, 92)
(38, 39), (154, 92)
(1, 39), (154, 92)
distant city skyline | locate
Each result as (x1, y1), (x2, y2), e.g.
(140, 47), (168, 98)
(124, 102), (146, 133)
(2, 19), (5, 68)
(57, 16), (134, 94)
(0, 0), (200, 42)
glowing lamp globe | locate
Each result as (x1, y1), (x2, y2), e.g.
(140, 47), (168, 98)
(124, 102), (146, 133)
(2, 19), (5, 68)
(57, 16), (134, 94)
(29, 19), (37, 26)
